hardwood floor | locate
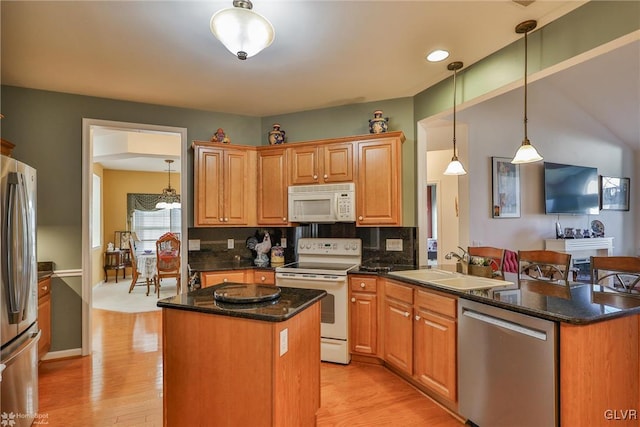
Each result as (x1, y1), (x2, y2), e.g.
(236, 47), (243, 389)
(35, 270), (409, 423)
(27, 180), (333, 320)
(39, 309), (463, 426)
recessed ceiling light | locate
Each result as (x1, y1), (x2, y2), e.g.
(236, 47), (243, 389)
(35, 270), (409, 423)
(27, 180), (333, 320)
(426, 49), (450, 62)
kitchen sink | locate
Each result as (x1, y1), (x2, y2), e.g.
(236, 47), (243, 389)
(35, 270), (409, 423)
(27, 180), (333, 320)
(387, 268), (456, 282)
(388, 269), (512, 291)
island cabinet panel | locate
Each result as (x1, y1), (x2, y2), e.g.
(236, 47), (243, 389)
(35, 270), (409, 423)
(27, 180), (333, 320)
(257, 147), (290, 225)
(288, 141), (353, 185)
(383, 280), (413, 375)
(413, 289), (457, 403)
(162, 303), (321, 427)
(356, 133), (404, 226)
(349, 275), (378, 356)
(560, 314), (639, 427)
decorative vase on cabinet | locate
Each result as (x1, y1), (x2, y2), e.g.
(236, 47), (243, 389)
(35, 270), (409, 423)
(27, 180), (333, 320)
(268, 123), (286, 145)
(369, 110), (388, 134)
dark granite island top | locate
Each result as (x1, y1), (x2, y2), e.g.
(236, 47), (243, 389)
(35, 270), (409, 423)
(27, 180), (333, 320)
(157, 283), (326, 322)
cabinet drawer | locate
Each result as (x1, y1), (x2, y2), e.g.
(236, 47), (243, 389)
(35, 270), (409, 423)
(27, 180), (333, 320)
(415, 289), (457, 319)
(253, 270), (275, 285)
(350, 276), (377, 292)
(38, 277), (51, 299)
(201, 270), (247, 288)
(385, 280), (413, 304)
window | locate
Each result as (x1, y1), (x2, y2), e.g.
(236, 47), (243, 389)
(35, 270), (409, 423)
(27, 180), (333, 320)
(131, 208), (181, 252)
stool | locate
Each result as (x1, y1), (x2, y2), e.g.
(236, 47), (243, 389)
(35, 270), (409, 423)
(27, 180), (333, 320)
(104, 250), (125, 283)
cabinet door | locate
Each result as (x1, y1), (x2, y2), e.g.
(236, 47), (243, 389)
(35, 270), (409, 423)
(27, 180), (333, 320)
(322, 142), (353, 183)
(252, 270), (275, 285)
(356, 138), (402, 225)
(37, 279), (51, 360)
(195, 146), (224, 226)
(201, 270), (248, 288)
(414, 307), (457, 402)
(257, 148), (289, 225)
(383, 298), (413, 375)
(350, 291), (377, 355)
(289, 145), (319, 185)
(224, 149), (249, 225)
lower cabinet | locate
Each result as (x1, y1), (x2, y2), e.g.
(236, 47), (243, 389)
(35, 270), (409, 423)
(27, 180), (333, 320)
(349, 275), (378, 356)
(381, 278), (458, 406)
(37, 277), (51, 360)
(200, 269), (276, 288)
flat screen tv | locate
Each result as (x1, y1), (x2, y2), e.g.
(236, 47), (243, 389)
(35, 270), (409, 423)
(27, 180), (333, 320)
(544, 162), (599, 215)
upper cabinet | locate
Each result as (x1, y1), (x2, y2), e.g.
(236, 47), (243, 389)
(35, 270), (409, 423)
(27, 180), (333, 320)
(193, 141), (256, 227)
(356, 132), (404, 226)
(289, 141), (353, 185)
(256, 146), (290, 226)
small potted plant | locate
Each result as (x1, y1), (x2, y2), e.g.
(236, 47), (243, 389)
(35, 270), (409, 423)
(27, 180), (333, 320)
(468, 256), (494, 278)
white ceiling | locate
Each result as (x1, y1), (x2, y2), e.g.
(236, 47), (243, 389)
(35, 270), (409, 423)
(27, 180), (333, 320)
(1, 0), (586, 117)
(2, 1), (638, 170)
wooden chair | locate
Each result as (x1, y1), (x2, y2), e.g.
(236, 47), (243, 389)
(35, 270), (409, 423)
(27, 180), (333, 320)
(128, 237), (153, 296)
(155, 232), (181, 298)
(517, 250), (572, 299)
(590, 256), (640, 303)
(468, 246), (505, 279)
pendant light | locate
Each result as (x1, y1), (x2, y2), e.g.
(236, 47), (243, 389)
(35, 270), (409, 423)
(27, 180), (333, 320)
(210, 0), (275, 60)
(156, 160), (181, 210)
(443, 61), (467, 176)
(511, 20), (543, 164)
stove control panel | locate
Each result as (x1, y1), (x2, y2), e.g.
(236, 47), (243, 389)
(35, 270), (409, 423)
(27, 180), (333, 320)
(297, 238), (361, 255)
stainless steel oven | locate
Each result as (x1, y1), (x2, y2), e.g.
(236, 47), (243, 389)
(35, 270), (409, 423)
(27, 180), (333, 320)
(275, 238), (361, 364)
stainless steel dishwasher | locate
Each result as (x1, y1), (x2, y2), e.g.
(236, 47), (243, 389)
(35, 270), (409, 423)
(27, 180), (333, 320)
(458, 299), (558, 427)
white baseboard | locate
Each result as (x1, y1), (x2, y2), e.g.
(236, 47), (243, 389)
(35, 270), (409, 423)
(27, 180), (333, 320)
(41, 348), (83, 361)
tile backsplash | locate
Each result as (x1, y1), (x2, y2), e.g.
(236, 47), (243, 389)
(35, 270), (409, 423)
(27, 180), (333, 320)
(188, 224), (417, 267)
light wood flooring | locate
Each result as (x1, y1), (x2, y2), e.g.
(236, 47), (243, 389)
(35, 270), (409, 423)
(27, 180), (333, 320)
(39, 309), (463, 426)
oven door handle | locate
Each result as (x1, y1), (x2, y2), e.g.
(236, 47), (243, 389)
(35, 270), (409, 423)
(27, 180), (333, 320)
(276, 273), (345, 282)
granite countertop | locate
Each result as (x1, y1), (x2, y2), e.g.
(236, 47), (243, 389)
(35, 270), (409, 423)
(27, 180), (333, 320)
(157, 283), (326, 322)
(381, 268), (640, 325)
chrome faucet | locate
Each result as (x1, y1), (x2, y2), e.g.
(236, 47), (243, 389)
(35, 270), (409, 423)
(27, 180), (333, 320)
(445, 246), (469, 263)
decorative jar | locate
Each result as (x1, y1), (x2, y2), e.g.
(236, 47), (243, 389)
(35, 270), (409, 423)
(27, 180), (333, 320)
(368, 110), (389, 134)
(268, 123), (286, 145)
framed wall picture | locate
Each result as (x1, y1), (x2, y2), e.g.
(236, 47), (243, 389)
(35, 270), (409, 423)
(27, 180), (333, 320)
(492, 157), (521, 218)
(600, 176), (630, 211)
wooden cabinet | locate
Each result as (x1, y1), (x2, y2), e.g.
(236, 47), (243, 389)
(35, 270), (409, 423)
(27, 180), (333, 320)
(200, 270), (249, 288)
(349, 275), (378, 356)
(289, 142), (353, 185)
(413, 289), (457, 403)
(383, 280), (413, 375)
(356, 132), (405, 226)
(256, 147), (289, 225)
(37, 276), (51, 360)
(193, 142), (256, 227)
(253, 270), (275, 285)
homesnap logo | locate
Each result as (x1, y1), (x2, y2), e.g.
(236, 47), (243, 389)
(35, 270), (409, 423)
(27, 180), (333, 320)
(0, 412), (16, 427)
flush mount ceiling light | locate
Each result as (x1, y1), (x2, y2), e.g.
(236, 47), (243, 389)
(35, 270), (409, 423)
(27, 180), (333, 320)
(426, 49), (450, 62)
(443, 61), (467, 176)
(156, 160), (181, 210)
(511, 20), (543, 164)
(210, 0), (275, 60)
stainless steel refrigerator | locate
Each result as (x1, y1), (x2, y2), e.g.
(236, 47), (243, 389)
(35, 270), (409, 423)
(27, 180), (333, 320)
(1, 154), (39, 426)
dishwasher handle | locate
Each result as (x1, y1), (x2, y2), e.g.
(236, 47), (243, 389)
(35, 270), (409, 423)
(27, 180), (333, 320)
(462, 308), (547, 341)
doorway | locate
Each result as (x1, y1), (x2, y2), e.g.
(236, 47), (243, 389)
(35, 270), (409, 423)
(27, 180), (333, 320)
(81, 119), (188, 356)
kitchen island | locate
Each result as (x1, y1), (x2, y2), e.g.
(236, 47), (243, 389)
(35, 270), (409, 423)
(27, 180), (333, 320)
(157, 284), (326, 427)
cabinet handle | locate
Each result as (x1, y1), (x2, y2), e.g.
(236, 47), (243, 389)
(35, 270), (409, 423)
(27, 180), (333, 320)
(360, 283), (366, 288)
(260, 276), (266, 281)
(282, 217), (287, 222)
(219, 218), (224, 222)
(323, 174), (328, 179)
(358, 216), (363, 221)
(313, 175), (318, 180)
(415, 315), (421, 321)
(351, 297), (356, 303)
(404, 311), (410, 318)
(42, 286), (48, 292)
(223, 278), (228, 282)
(224, 218), (229, 222)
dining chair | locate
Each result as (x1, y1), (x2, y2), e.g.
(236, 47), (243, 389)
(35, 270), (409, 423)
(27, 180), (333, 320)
(155, 232), (181, 298)
(517, 250), (572, 299)
(467, 246), (506, 279)
(590, 256), (640, 295)
(128, 237), (153, 296)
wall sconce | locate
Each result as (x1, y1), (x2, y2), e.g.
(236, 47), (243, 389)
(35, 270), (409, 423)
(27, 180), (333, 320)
(511, 20), (543, 164)
(443, 61), (467, 176)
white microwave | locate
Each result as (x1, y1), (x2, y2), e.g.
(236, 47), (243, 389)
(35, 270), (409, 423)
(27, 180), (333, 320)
(288, 183), (356, 223)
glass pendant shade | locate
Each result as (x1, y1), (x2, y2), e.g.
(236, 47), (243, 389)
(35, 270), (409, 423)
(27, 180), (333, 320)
(444, 156), (467, 175)
(511, 139), (543, 164)
(210, 1), (274, 60)
(156, 160), (181, 210)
